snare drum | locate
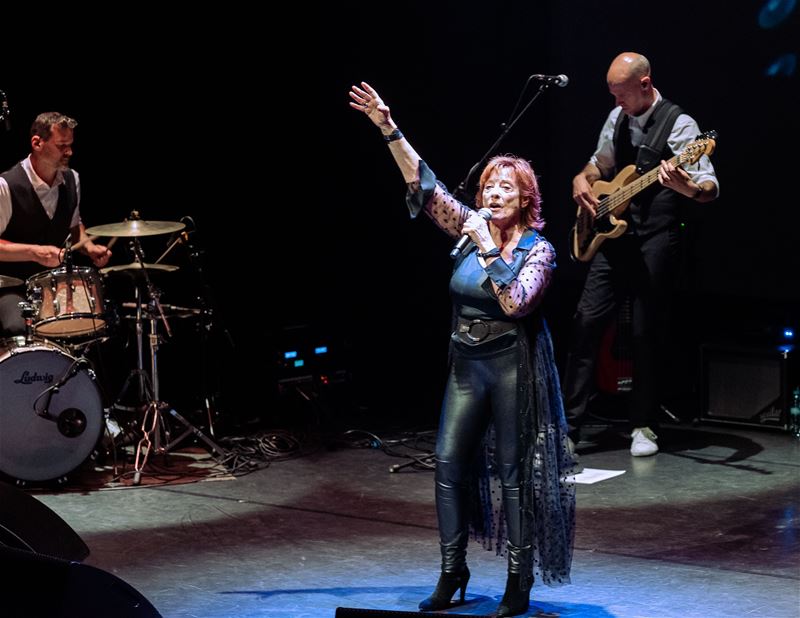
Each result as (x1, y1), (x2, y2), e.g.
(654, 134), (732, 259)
(27, 266), (107, 338)
(0, 337), (104, 484)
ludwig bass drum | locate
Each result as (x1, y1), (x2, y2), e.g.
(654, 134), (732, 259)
(0, 337), (104, 484)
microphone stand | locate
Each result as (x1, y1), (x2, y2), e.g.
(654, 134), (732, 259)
(453, 78), (554, 204)
(62, 234), (77, 318)
(35, 358), (90, 420)
(63, 234), (73, 268)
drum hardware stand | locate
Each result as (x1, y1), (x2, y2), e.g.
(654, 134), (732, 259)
(17, 301), (38, 346)
(156, 215), (227, 438)
(113, 235), (227, 485)
(111, 283), (152, 411)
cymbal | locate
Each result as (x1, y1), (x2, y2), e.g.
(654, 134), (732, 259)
(85, 219), (185, 237)
(99, 262), (179, 275)
(0, 274), (24, 288)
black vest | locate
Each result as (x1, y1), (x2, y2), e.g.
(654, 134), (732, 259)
(613, 99), (684, 237)
(0, 163), (78, 281)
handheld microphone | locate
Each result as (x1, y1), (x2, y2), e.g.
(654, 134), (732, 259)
(530, 74), (569, 87)
(449, 208), (492, 259)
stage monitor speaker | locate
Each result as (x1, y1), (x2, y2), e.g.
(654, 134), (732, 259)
(335, 609), (491, 617)
(700, 344), (796, 429)
(0, 480), (89, 561)
(1, 545), (162, 618)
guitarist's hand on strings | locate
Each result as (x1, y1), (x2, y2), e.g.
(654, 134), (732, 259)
(657, 159), (695, 198)
(572, 166), (600, 217)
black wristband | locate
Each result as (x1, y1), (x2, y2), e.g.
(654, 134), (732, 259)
(383, 128), (403, 143)
(477, 247), (501, 259)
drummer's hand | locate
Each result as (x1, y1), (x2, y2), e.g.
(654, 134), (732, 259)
(32, 245), (64, 268)
(86, 243), (112, 268)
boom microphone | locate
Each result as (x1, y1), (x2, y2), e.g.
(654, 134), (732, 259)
(530, 74), (569, 87)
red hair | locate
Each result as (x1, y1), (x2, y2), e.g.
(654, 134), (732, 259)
(475, 155), (544, 230)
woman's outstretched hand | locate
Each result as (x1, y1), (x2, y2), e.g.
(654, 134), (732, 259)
(349, 82), (395, 130)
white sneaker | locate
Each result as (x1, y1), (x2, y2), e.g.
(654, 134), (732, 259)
(630, 427), (658, 457)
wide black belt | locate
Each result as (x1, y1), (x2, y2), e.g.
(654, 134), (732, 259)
(455, 316), (516, 344)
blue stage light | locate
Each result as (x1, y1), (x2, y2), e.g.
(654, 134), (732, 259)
(284, 350), (298, 359)
(765, 53), (797, 78)
(293, 359), (305, 368)
(758, 0), (796, 28)
(314, 346), (328, 355)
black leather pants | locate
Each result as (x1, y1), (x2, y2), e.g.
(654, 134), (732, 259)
(434, 334), (521, 572)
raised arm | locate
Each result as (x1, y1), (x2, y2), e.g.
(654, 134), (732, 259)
(349, 82), (421, 184)
(350, 82), (472, 240)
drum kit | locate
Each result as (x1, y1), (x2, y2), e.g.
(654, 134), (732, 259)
(0, 211), (226, 487)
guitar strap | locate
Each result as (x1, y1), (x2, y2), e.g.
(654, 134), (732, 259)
(636, 100), (684, 174)
(612, 99), (684, 175)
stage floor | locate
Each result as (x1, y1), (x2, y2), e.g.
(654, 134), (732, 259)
(28, 421), (800, 617)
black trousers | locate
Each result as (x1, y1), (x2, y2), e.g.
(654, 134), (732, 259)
(434, 333), (522, 572)
(562, 230), (679, 436)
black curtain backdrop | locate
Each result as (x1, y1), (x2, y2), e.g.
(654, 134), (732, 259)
(1, 2), (797, 426)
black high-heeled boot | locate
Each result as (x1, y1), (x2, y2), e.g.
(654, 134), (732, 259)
(418, 566), (471, 611)
(496, 541), (532, 617)
(496, 572), (531, 617)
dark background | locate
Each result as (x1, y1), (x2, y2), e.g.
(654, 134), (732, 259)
(1, 2), (797, 430)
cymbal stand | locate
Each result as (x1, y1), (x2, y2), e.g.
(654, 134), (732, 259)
(111, 282), (150, 414)
(155, 216), (230, 438)
(123, 238), (227, 484)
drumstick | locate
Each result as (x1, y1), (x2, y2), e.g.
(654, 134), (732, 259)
(71, 235), (119, 252)
(70, 235), (95, 251)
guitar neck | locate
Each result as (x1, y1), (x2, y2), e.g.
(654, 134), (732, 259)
(603, 151), (686, 212)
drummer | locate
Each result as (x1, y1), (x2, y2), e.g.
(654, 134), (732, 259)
(0, 112), (111, 336)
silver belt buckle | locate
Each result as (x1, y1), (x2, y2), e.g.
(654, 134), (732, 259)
(466, 319), (489, 343)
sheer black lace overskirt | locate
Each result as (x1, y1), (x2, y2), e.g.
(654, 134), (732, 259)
(472, 317), (577, 588)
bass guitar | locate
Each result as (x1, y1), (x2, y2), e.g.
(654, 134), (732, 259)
(569, 130), (717, 262)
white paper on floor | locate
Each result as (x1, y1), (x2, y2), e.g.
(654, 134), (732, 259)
(570, 468), (626, 484)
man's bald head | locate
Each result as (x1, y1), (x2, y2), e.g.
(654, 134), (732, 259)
(607, 52), (651, 84)
(606, 52), (655, 117)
